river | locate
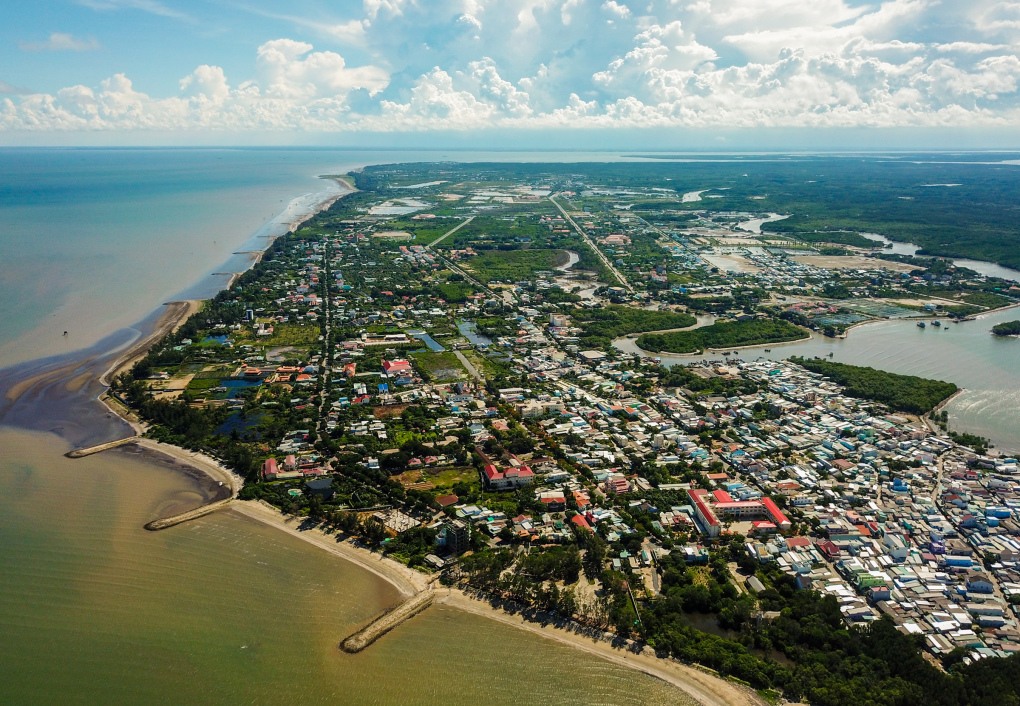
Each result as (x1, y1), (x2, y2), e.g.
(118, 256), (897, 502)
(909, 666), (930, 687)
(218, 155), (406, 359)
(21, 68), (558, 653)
(736, 213), (789, 234)
(864, 233), (1020, 283)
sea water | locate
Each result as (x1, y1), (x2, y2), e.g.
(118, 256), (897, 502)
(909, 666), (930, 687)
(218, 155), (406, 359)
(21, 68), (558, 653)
(0, 428), (688, 705)
(0, 148), (696, 705)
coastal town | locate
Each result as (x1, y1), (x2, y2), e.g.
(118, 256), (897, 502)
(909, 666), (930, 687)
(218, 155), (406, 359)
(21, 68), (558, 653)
(114, 162), (1020, 704)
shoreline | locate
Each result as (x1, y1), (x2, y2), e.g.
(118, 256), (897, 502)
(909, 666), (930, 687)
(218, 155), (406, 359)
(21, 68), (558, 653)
(226, 498), (760, 706)
(100, 300), (204, 386)
(628, 332), (814, 359)
(439, 589), (765, 706)
(4, 169), (760, 704)
(228, 499), (429, 598)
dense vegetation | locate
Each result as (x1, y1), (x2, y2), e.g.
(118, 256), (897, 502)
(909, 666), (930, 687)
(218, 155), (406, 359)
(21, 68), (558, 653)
(791, 357), (958, 414)
(659, 364), (762, 397)
(992, 320), (1020, 336)
(637, 319), (809, 353)
(361, 158), (1020, 270)
(569, 305), (696, 347)
(465, 249), (564, 283)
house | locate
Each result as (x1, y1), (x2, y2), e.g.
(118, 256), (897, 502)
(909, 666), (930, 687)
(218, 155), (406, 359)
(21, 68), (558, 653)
(966, 572), (995, 594)
(481, 464), (534, 491)
(305, 477), (335, 501)
(382, 359), (413, 375)
(262, 458), (279, 480)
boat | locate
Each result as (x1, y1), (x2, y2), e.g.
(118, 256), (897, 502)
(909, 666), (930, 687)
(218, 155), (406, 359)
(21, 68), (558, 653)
(917, 321), (926, 328)
(932, 320), (942, 328)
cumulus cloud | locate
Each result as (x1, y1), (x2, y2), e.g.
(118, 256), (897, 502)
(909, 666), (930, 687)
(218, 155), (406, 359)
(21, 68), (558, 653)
(602, 1), (631, 20)
(20, 33), (101, 52)
(3, 2), (1020, 135)
(255, 39), (389, 99)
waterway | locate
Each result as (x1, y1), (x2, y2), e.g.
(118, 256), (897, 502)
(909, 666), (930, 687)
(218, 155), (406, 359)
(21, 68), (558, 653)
(735, 213), (789, 234)
(614, 307), (1020, 454)
(408, 329), (446, 352)
(557, 250), (581, 271)
(456, 321), (493, 347)
(864, 233), (1020, 283)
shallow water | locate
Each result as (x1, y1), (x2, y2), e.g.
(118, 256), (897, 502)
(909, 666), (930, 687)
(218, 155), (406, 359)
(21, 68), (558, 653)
(0, 427), (693, 706)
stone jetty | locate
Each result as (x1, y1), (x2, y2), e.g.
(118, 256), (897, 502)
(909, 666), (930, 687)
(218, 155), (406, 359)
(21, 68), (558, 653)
(65, 436), (139, 458)
(143, 498), (233, 531)
(340, 590), (435, 653)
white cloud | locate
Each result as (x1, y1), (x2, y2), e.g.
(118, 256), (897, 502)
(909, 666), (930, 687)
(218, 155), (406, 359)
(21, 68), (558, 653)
(378, 67), (495, 129)
(75, 0), (192, 22)
(602, 1), (631, 19)
(936, 42), (1010, 53)
(363, 0), (416, 23)
(20, 33), (101, 52)
(3, 3), (1020, 136)
(255, 39), (389, 99)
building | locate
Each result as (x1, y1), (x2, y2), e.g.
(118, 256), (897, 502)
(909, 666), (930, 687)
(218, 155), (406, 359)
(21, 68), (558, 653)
(481, 463), (534, 490)
(688, 489), (721, 538)
(443, 520), (470, 555)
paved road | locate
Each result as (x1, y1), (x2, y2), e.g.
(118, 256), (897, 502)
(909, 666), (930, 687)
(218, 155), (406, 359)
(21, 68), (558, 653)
(549, 194), (633, 292)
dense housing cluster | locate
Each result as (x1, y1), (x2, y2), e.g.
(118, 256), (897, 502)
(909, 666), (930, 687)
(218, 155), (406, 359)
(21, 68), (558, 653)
(117, 162), (1020, 705)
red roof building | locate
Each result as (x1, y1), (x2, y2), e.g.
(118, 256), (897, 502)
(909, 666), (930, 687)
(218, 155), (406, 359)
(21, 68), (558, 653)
(571, 514), (592, 531)
(382, 359), (413, 374)
(762, 497), (792, 530)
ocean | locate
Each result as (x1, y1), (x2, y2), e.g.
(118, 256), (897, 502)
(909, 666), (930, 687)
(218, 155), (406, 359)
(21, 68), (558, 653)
(0, 148), (696, 705)
(2, 147), (1017, 703)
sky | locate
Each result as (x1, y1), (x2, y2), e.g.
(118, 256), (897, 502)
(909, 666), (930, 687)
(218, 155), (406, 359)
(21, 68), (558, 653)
(2, 0), (1020, 148)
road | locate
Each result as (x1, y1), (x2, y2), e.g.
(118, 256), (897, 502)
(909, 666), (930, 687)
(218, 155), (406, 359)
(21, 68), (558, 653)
(429, 215), (474, 247)
(317, 241), (334, 440)
(454, 350), (484, 381)
(549, 194), (633, 292)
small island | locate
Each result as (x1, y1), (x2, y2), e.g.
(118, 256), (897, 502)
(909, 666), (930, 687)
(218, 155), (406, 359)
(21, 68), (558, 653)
(992, 320), (1020, 337)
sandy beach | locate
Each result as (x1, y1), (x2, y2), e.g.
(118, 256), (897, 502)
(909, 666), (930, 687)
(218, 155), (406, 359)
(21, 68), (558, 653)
(227, 498), (763, 706)
(228, 499), (430, 597)
(101, 299), (204, 386)
(0, 170), (764, 705)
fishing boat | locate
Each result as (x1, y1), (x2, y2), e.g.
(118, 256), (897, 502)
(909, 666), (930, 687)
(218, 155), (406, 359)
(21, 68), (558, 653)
(917, 321), (926, 328)
(932, 320), (942, 328)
